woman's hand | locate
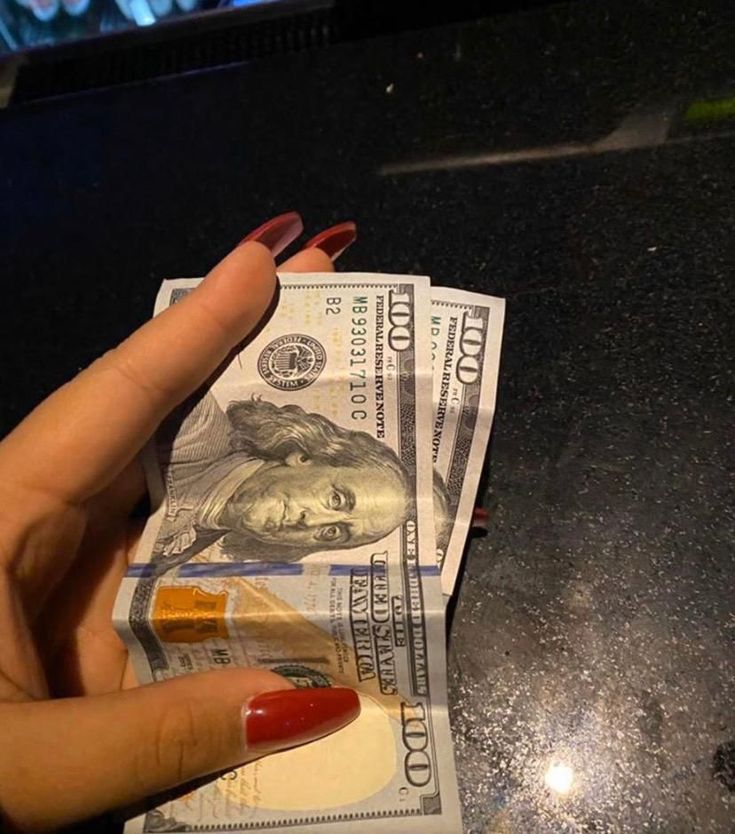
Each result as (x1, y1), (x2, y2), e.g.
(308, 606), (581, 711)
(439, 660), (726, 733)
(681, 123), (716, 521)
(0, 214), (358, 832)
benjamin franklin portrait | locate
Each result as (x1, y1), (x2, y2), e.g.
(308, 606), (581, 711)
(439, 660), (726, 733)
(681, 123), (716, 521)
(151, 393), (413, 575)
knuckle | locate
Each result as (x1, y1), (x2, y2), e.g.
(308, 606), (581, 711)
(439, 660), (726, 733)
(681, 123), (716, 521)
(193, 296), (236, 342)
(102, 351), (170, 407)
(290, 248), (334, 273)
(138, 699), (208, 790)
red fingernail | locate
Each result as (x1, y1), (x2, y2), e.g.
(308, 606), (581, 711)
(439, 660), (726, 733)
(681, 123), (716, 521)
(244, 687), (360, 755)
(238, 212), (303, 257)
(303, 221), (357, 261)
(471, 506), (489, 531)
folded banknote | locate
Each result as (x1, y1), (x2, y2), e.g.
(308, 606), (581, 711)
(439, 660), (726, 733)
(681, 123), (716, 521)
(113, 273), (503, 833)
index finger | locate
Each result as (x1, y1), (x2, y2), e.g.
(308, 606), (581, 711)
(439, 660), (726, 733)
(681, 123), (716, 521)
(0, 241), (277, 504)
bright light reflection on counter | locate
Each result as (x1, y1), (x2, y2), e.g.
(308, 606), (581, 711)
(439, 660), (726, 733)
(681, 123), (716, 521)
(544, 762), (575, 795)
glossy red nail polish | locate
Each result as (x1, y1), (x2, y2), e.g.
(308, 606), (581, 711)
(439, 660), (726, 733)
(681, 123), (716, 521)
(303, 221), (357, 261)
(238, 212), (303, 257)
(244, 687), (360, 754)
(471, 506), (489, 532)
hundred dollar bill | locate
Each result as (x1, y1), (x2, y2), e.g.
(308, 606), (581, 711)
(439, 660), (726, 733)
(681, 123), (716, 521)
(431, 288), (505, 597)
(113, 274), (462, 834)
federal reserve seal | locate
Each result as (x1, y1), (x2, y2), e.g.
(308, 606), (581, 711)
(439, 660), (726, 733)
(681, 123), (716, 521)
(272, 665), (331, 689)
(257, 334), (326, 391)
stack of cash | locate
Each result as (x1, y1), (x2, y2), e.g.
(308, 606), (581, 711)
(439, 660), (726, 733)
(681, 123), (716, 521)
(113, 274), (504, 834)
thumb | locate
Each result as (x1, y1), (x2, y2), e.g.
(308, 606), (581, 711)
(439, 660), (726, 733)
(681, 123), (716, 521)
(0, 670), (360, 832)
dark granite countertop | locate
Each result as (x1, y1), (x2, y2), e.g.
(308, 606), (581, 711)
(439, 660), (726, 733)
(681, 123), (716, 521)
(0, 1), (733, 831)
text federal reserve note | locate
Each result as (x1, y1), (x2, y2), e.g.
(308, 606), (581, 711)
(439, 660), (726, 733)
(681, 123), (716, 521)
(431, 288), (505, 596)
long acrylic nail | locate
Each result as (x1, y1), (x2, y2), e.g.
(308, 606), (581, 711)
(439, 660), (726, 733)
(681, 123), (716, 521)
(302, 221), (357, 262)
(238, 212), (304, 258)
(243, 687), (360, 755)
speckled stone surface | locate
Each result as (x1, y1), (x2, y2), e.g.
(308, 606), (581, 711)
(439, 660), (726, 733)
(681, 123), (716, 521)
(0, 1), (733, 831)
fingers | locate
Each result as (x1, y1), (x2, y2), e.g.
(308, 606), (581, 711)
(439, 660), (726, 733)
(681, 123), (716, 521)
(0, 215), (355, 507)
(279, 246), (336, 273)
(280, 221), (356, 271)
(301, 221), (357, 262)
(35, 478), (143, 696)
(0, 241), (278, 504)
(0, 673), (360, 831)
(238, 211), (304, 257)
(278, 219), (357, 273)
